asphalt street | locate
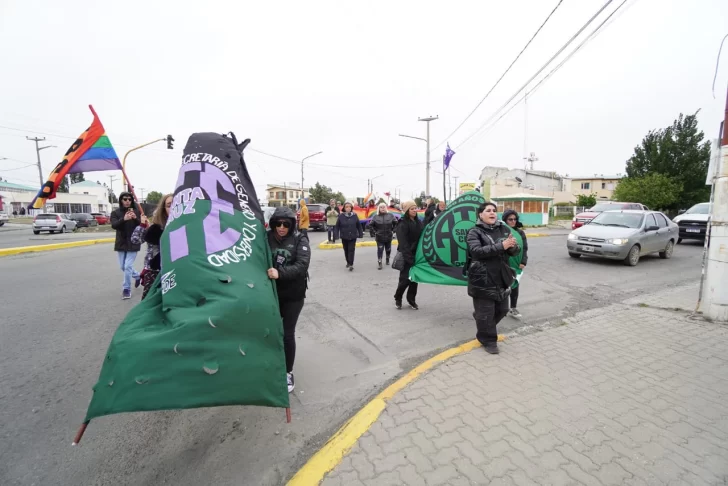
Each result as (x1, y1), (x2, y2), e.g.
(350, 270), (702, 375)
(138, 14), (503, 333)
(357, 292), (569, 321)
(0, 223), (113, 249)
(0, 230), (705, 485)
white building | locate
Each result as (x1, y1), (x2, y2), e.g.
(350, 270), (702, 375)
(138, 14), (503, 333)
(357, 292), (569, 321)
(70, 180), (113, 214)
(0, 180), (110, 216)
(479, 166), (575, 203)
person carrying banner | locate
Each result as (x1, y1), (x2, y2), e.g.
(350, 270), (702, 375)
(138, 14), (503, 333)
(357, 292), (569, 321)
(131, 193), (172, 300)
(394, 200), (423, 309)
(502, 209), (528, 319)
(110, 191), (141, 300)
(326, 199), (339, 243)
(335, 201), (363, 271)
(267, 206), (311, 393)
(370, 202), (396, 269)
(466, 202), (520, 354)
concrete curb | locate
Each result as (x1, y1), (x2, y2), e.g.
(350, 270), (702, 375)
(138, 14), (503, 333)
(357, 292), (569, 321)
(287, 335), (505, 485)
(317, 232), (556, 250)
(0, 238), (115, 257)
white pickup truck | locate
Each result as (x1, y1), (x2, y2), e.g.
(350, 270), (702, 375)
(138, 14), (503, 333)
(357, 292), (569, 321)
(0, 213), (9, 226)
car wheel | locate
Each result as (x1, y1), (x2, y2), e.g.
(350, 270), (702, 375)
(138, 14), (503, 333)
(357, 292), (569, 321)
(60, 226), (66, 234)
(624, 245), (640, 266)
(568, 252), (581, 259)
(659, 240), (674, 259)
(33, 230), (40, 235)
(677, 238), (682, 244)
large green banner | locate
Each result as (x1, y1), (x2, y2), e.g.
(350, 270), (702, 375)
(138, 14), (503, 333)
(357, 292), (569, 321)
(409, 191), (486, 286)
(83, 133), (288, 423)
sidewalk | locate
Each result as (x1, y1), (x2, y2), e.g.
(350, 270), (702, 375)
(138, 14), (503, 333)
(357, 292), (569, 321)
(319, 287), (728, 485)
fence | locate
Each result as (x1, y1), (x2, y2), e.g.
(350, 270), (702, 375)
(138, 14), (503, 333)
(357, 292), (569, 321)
(552, 206), (587, 218)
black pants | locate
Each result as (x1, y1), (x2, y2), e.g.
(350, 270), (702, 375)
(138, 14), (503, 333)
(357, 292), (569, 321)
(510, 285), (519, 308)
(342, 238), (356, 266)
(394, 262), (418, 303)
(280, 299), (305, 373)
(376, 240), (392, 261)
(328, 226), (338, 242)
(472, 296), (509, 346)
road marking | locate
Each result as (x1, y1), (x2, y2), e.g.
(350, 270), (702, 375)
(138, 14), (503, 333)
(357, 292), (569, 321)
(287, 335), (505, 485)
(0, 238), (115, 257)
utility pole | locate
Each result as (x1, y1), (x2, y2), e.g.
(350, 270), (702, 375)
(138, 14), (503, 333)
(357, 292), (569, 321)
(26, 136), (55, 211)
(138, 188), (146, 203)
(454, 176), (459, 197)
(419, 116), (438, 196)
(524, 152), (538, 171)
(701, 84), (728, 322)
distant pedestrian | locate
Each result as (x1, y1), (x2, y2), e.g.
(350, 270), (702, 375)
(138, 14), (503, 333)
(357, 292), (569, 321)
(466, 202), (520, 354)
(131, 193), (172, 300)
(370, 203), (395, 269)
(335, 201), (363, 271)
(298, 199), (309, 236)
(433, 200), (446, 220)
(424, 198), (437, 225)
(326, 199), (339, 243)
(503, 209), (528, 319)
(266, 207), (311, 393)
(12, 210), (17, 217)
(110, 191), (141, 300)
(394, 200), (423, 310)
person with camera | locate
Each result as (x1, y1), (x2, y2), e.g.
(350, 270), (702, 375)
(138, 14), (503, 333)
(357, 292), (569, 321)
(110, 191), (142, 300)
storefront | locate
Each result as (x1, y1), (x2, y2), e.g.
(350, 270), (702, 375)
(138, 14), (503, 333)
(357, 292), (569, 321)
(492, 193), (553, 226)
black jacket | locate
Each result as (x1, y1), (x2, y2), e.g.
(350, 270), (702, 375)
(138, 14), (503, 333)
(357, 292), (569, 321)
(267, 207), (311, 302)
(424, 203), (437, 226)
(110, 192), (141, 252)
(396, 215), (423, 265)
(369, 212), (396, 243)
(466, 221), (519, 299)
(502, 209), (528, 266)
(335, 212), (363, 240)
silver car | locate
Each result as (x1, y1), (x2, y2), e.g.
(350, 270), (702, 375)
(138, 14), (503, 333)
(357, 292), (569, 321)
(566, 210), (678, 266)
(32, 213), (77, 234)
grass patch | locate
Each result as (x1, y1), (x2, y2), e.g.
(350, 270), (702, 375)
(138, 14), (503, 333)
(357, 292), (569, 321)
(637, 303), (649, 308)
(558, 321), (569, 327)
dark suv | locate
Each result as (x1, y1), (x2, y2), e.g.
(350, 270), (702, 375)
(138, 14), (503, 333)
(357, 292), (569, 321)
(69, 213), (99, 228)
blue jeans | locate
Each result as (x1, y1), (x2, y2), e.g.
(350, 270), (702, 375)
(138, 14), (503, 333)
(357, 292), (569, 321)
(117, 251), (140, 291)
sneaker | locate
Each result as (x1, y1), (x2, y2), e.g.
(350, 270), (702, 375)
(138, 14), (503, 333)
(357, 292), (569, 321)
(484, 343), (500, 355)
(134, 276), (141, 288)
(510, 308), (522, 319)
(287, 372), (295, 393)
(395, 299), (402, 310)
(408, 301), (419, 310)
(122, 289), (131, 300)
(378, 260), (382, 270)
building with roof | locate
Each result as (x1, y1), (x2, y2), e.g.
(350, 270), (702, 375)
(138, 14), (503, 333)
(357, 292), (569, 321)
(265, 183), (309, 208)
(479, 166), (574, 203)
(0, 180), (109, 216)
(569, 174), (623, 200)
(70, 180), (113, 214)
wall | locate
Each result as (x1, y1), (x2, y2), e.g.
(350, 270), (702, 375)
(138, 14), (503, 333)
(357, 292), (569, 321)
(480, 166), (573, 203)
(570, 179), (619, 200)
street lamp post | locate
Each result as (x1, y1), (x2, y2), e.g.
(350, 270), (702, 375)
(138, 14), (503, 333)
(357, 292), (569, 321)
(368, 173), (384, 195)
(301, 151), (323, 200)
(399, 114), (439, 196)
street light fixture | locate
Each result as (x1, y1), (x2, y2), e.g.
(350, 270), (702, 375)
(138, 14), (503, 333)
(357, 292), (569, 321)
(368, 173), (384, 195)
(301, 151), (323, 198)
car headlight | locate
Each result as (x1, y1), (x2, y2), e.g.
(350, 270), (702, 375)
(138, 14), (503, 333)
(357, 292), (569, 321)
(568, 233), (577, 241)
(606, 238), (628, 245)
(572, 217), (577, 222)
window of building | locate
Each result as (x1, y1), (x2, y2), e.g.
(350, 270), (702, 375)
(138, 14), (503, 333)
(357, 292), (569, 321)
(275, 191), (285, 200)
(581, 182), (590, 190)
(606, 183), (615, 190)
(269, 191), (274, 198)
(523, 200), (543, 213)
(289, 191), (293, 198)
(601, 183), (606, 189)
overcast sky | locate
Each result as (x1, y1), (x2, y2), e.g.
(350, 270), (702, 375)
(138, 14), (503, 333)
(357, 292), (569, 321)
(1, 0), (726, 203)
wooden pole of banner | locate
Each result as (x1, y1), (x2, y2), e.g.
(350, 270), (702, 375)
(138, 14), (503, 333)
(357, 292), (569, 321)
(286, 407), (291, 423)
(72, 421), (89, 446)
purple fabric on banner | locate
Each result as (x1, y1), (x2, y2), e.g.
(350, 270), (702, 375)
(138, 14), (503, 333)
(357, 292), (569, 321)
(169, 226), (189, 262)
(443, 143), (456, 171)
(68, 157), (123, 174)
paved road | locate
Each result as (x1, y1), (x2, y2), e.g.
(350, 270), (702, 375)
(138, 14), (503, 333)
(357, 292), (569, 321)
(0, 231), (705, 485)
(0, 223), (113, 249)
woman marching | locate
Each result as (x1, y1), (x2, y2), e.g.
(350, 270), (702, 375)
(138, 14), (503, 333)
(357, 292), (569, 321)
(131, 193), (173, 299)
(335, 201), (363, 271)
(502, 209), (528, 319)
(466, 202), (520, 354)
(394, 200), (423, 310)
(369, 203), (396, 269)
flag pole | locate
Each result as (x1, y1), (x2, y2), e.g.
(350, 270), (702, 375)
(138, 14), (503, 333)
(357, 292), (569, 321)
(72, 421), (90, 446)
(286, 407), (291, 423)
(120, 165), (145, 216)
(442, 157), (447, 205)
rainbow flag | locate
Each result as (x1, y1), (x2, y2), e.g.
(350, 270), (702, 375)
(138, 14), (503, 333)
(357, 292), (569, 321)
(29, 105), (122, 209)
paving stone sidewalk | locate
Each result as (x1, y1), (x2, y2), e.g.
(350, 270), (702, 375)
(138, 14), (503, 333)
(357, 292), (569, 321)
(322, 297), (728, 485)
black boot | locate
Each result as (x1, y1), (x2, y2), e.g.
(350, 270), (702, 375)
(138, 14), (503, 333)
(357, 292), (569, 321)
(378, 260), (382, 270)
(386, 256), (390, 265)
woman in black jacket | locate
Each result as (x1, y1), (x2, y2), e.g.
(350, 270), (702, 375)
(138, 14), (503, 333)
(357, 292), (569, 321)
(369, 203), (396, 269)
(502, 209), (528, 319)
(335, 201), (363, 271)
(466, 202), (520, 354)
(394, 200), (423, 310)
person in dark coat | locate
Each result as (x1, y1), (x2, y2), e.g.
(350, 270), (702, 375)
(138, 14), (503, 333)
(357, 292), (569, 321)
(110, 191), (141, 300)
(335, 201), (363, 271)
(394, 200), (423, 310)
(423, 198), (437, 225)
(466, 202), (520, 354)
(502, 209), (529, 319)
(266, 206), (311, 393)
(369, 203), (396, 269)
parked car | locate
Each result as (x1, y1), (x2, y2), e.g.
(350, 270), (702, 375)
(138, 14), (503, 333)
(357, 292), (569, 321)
(296, 204), (328, 231)
(0, 213), (8, 226)
(572, 202), (649, 230)
(32, 213), (77, 234)
(261, 206), (276, 229)
(672, 202), (710, 244)
(91, 212), (109, 225)
(69, 213), (99, 228)
(567, 210), (677, 266)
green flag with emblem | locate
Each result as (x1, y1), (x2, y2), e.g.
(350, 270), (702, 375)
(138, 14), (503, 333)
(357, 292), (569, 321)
(81, 132), (289, 431)
(409, 191), (486, 286)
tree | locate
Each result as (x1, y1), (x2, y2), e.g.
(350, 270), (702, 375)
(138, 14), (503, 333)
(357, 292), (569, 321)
(108, 192), (118, 204)
(612, 173), (682, 210)
(625, 112), (710, 210)
(70, 173), (85, 183)
(146, 191), (163, 204)
(576, 194), (597, 207)
(58, 176), (69, 193)
(309, 181), (345, 204)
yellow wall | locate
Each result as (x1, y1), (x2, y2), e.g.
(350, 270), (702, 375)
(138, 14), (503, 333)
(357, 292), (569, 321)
(570, 179), (619, 200)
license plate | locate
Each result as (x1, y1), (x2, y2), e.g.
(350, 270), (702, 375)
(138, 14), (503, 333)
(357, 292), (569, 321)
(581, 245), (595, 252)
(686, 228), (700, 233)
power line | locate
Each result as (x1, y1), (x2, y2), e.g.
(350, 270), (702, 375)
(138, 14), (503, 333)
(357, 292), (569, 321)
(455, 0), (616, 151)
(0, 163), (36, 172)
(432, 0), (565, 151)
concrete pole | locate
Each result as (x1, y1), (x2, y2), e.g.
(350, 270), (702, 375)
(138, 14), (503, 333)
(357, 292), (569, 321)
(702, 85), (728, 322)
(419, 116), (438, 195)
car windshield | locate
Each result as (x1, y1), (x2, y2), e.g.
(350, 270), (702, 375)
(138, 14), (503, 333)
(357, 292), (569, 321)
(589, 211), (644, 228)
(685, 203), (710, 215)
(590, 203), (626, 212)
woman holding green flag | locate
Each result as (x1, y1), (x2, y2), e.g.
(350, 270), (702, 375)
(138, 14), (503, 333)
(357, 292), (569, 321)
(502, 209), (528, 319)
